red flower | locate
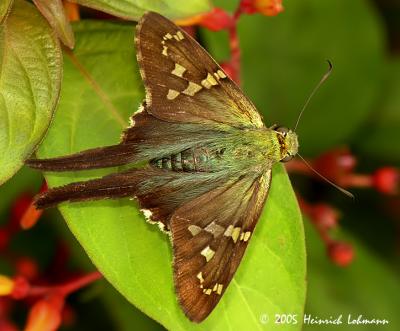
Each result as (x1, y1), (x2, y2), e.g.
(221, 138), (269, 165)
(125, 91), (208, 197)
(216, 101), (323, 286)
(24, 293), (64, 331)
(327, 241), (354, 267)
(241, 0), (284, 16)
(372, 167), (399, 195)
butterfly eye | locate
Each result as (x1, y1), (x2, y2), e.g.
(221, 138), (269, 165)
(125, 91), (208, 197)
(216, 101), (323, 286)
(275, 126), (289, 137)
(281, 154), (294, 163)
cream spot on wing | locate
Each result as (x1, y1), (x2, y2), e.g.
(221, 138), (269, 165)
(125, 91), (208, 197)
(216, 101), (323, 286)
(217, 284), (223, 295)
(197, 271), (204, 283)
(243, 231), (252, 242)
(163, 33), (173, 40)
(167, 89), (180, 100)
(176, 31), (184, 40)
(201, 72), (218, 89)
(182, 81), (202, 96)
(224, 225), (234, 237)
(203, 288), (212, 295)
(171, 63), (186, 77)
(213, 283), (218, 292)
(217, 70), (227, 78)
(231, 227), (241, 243)
(188, 225), (202, 236)
(204, 221), (224, 238)
(162, 46), (168, 56)
(240, 232), (245, 241)
(201, 245), (215, 262)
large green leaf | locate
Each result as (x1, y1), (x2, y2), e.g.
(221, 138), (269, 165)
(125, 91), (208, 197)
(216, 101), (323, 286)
(205, 0), (385, 155)
(37, 21), (306, 330)
(0, 0), (13, 23)
(354, 59), (400, 164)
(33, 0), (75, 48)
(304, 221), (400, 330)
(0, 0), (62, 185)
(75, 0), (212, 20)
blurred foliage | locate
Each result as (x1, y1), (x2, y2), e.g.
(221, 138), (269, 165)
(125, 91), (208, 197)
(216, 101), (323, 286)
(0, 0), (399, 330)
(304, 220), (400, 330)
(355, 59), (400, 164)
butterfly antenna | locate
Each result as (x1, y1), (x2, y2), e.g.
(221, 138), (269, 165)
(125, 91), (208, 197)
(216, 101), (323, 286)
(297, 153), (354, 199)
(294, 60), (333, 131)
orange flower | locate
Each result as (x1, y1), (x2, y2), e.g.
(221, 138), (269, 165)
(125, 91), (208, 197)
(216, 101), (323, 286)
(0, 276), (14, 296)
(24, 294), (64, 331)
(241, 0), (284, 16)
(254, 0), (284, 16)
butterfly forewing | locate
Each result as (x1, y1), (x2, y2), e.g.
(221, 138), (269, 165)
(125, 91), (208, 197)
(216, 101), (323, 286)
(136, 12), (264, 129)
(170, 170), (272, 322)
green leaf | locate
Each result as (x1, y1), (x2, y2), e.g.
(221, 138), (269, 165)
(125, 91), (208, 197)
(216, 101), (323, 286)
(304, 221), (400, 330)
(0, 0), (62, 186)
(37, 21), (306, 330)
(33, 0), (75, 48)
(0, 0), (13, 23)
(74, 0), (212, 20)
(205, 0), (385, 155)
(354, 59), (400, 164)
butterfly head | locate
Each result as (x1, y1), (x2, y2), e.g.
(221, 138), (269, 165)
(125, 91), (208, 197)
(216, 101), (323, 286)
(274, 126), (299, 162)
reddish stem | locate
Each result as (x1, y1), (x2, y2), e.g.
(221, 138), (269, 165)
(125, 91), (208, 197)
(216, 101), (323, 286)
(226, 2), (247, 84)
(28, 271), (102, 297)
(297, 195), (333, 244)
(341, 174), (372, 188)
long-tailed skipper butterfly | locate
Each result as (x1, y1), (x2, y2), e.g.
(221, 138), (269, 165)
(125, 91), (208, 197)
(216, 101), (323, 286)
(26, 12), (300, 322)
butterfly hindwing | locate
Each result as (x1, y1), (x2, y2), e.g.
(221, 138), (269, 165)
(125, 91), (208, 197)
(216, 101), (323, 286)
(136, 12), (264, 129)
(170, 170), (272, 322)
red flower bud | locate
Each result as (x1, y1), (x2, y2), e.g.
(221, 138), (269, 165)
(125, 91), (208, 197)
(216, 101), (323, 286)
(11, 276), (30, 300)
(240, 0), (284, 16)
(310, 203), (339, 230)
(198, 8), (234, 31)
(327, 241), (354, 267)
(15, 257), (39, 280)
(24, 293), (64, 331)
(313, 148), (356, 184)
(372, 167), (398, 195)
(11, 194), (33, 223)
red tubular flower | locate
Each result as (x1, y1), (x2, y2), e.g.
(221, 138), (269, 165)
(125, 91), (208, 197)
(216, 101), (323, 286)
(175, 8), (234, 31)
(312, 147), (357, 184)
(199, 8), (234, 31)
(15, 257), (40, 281)
(372, 167), (399, 195)
(0, 320), (19, 331)
(327, 241), (354, 267)
(11, 276), (30, 300)
(24, 293), (64, 331)
(240, 0), (284, 16)
(309, 203), (340, 231)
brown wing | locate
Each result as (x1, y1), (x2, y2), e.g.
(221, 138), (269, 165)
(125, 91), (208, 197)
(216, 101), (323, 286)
(135, 12), (264, 129)
(170, 170), (272, 322)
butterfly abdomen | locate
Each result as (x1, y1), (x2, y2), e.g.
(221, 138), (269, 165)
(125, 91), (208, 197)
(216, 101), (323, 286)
(150, 147), (225, 172)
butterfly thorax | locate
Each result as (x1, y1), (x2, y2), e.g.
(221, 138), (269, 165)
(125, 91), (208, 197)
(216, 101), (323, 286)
(150, 128), (281, 173)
